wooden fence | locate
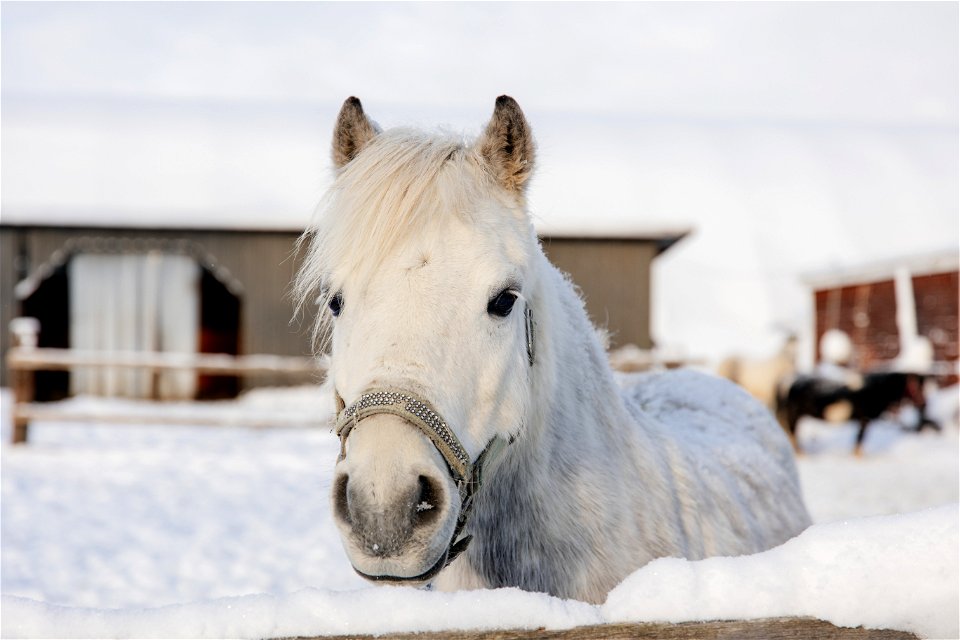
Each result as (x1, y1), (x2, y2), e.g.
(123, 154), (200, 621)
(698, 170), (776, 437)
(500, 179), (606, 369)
(6, 326), (326, 444)
(280, 617), (918, 640)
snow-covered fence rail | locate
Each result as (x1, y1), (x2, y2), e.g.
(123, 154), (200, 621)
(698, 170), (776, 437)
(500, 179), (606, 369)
(8, 346), (323, 374)
(283, 617), (919, 639)
(7, 337), (326, 444)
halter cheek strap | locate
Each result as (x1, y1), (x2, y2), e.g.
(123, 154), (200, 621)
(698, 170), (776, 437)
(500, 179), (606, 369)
(334, 388), (513, 569)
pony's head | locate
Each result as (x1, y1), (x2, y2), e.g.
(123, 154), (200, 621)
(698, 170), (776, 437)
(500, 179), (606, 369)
(296, 96), (540, 584)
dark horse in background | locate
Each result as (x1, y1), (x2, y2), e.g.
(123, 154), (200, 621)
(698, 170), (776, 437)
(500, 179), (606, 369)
(777, 371), (940, 455)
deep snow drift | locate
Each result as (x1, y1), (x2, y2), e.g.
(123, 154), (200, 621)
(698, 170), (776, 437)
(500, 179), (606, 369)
(1, 384), (957, 638)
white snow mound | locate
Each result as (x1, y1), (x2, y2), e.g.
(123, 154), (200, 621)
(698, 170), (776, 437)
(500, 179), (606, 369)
(604, 504), (958, 639)
(2, 505), (956, 639)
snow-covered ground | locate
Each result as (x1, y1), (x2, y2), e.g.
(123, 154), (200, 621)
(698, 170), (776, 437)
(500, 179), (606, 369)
(1, 384), (957, 638)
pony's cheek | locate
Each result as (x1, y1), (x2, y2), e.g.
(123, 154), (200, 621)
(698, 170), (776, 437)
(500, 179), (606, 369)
(468, 356), (529, 436)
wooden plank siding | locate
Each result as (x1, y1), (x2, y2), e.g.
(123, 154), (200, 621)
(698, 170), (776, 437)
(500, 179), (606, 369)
(913, 270), (959, 366)
(814, 280), (901, 371)
(542, 238), (658, 349)
(0, 229), (22, 388)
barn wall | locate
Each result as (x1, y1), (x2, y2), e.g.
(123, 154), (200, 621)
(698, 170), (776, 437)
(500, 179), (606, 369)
(186, 230), (314, 387)
(0, 228), (24, 387)
(814, 280), (900, 370)
(540, 238), (657, 349)
(913, 271), (959, 365)
(1, 226), (314, 389)
(813, 269), (959, 381)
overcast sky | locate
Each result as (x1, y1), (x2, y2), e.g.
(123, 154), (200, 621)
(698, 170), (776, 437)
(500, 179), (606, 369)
(2, 2), (957, 361)
(3, 2), (957, 123)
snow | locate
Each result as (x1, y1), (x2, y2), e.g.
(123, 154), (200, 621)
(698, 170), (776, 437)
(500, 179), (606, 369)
(603, 505), (958, 640)
(820, 329), (854, 365)
(1, 587), (604, 640)
(1, 384), (958, 638)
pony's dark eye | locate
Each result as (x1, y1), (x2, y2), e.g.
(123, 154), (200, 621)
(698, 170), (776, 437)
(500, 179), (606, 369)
(487, 289), (518, 317)
(328, 292), (344, 317)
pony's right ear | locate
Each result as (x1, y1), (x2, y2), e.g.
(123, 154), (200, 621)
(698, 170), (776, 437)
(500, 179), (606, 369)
(476, 95), (536, 194)
(332, 97), (381, 170)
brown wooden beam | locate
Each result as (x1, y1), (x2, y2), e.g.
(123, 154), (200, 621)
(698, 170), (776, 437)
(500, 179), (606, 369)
(277, 618), (918, 640)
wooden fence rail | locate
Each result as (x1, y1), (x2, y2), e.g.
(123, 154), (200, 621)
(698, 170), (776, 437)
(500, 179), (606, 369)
(7, 347), (324, 375)
(281, 617), (919, 640)
(6, 341), (326, 444)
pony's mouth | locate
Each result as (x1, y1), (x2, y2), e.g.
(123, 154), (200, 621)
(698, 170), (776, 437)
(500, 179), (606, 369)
(352, 548), (449, 586)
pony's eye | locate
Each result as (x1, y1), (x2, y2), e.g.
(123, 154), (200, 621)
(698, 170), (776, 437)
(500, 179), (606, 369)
(487, 289), (518, 317)
(329, 292), (344, 317)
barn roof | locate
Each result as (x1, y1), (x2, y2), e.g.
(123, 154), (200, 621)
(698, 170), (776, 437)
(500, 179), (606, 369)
(802, 249), (960, 290)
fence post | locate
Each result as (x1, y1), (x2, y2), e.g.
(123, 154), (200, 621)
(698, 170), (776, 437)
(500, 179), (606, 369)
(10, 317), (40, 444)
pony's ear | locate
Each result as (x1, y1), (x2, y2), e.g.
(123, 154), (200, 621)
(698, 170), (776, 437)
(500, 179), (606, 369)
(332, 97), (381, 170)
(476, 95), (536, 194)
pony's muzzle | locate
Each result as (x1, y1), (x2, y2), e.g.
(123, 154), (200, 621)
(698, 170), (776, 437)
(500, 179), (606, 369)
(330, 414), (460, 581)
(333, 471), (445, 557)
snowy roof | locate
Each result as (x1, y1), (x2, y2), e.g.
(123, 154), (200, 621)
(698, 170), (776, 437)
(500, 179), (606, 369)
(0, 97), (697, 240)
(802, 249), (960, 289)
(3, 98), (954, 246)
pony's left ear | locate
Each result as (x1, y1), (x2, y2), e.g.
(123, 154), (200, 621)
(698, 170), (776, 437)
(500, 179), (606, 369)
(332, 97), (382, 170)
(476, 95), (536, 194)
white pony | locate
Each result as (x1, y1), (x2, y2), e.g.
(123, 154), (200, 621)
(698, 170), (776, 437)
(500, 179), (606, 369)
(295, 96), (810, 604)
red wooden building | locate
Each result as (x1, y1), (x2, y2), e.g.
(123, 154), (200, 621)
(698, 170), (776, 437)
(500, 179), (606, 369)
(804, 251), (958, 384)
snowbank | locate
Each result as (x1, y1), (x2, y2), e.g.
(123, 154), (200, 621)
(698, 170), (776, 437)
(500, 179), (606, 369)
(604, 504), (958, 640)
(3, 505), (956, 639)
(3, 387), (957, 638)
(0, 587), (602, 639)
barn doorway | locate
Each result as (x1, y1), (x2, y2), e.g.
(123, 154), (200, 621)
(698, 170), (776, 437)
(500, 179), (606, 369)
(20, 263), (70, 402)
(17, 248), (242, 401)
(198, 267), (241, 399)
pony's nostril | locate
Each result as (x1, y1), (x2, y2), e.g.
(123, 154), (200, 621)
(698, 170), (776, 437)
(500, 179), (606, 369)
(333, 474), (351, 525)
(414, 475), (442, 527)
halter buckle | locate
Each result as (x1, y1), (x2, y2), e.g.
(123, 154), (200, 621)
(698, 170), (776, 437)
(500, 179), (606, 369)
(525, 306), (535, 366)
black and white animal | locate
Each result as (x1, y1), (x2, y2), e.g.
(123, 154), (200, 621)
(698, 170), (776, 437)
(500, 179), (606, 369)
(777, 371), (939, 455)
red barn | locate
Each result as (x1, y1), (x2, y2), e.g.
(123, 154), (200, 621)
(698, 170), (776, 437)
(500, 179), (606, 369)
(804, 251), (958, 384)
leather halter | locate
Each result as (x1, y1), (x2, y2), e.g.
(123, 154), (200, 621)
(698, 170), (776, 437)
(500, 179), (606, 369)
(334, 388), (511, 570)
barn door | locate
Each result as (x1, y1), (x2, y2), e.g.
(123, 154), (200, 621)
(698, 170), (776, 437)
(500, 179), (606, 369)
(68, 252), (200, 400)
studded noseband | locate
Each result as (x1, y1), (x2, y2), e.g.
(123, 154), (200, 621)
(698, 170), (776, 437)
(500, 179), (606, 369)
(333, 388), (511, 573)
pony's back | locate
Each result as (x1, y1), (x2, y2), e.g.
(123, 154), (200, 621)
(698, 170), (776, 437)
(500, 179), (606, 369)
(621, 369), (811, 558)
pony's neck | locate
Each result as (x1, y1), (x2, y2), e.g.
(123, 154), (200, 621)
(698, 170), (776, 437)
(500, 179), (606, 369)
(461, 252), (651, 601)
(527, 253), (630, 450)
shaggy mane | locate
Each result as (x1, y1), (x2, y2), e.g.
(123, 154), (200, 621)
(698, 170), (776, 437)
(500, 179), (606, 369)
(294, 128), (475, 349)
